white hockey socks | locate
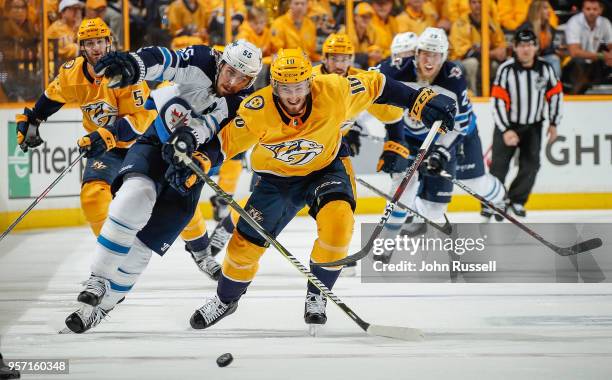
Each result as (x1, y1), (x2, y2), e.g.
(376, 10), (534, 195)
(91, 174), (157, 280)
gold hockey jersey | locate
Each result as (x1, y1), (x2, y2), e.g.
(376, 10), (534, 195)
(44, 56), (156, 148)
(217, 71), (391, 177)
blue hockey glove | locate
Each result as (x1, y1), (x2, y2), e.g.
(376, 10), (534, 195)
(16, 107), (44, 152)
(162, 126), (198, 167)
(94, 52), (142, 89)
(165, 151), (212, 195)
(343, 125), (362, 157)
(423, 146), (451, 176)
(377, 140), (410, 174)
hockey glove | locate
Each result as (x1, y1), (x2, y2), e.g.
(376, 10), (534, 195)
(409, 88), (456, 134)
(377, 140), (410, 174)
(77, 127), (117, 158)
(423, 146), (451, 176)
(162, 126), (198, 167)
(16, 107), (44, 152)
(344, 128), (362, 157)
(94, 52), (142, 89)
(165, 151), (212, 195)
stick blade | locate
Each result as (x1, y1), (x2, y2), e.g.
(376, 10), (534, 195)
(314, 248), (368, 267)
(366, 324), (425, 341)
(557, 238), (603, 256)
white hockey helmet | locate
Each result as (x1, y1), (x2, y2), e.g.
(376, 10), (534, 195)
(416, 27), (449, 62)
(221, 39), (263, 87)
(391, 32), (418, 60)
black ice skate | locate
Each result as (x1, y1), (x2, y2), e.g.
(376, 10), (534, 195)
(304, 291), (327, 336)
(190, 295), (238, 330)
(480, 203), (505, 222)
(63, 304), (111, 334)
(0, 353), (20, 379)
(210, 195), (230, 222)
(509, 203), (527, 217)
(186, 244), (221, 280)
(210, 217), (234, 257)
(77, 274), (108, 306)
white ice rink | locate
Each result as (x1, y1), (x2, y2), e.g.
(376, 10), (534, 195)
(1, 210), (612, 379)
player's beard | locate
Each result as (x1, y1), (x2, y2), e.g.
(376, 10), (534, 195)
(280, 96), (307, 116)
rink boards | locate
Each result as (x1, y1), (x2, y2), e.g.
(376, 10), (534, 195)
(1, 99), (611, 230)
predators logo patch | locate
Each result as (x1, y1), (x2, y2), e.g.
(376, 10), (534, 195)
(262, 139), (323, 165)
(82, 101), (118, 127)
(245, 96), (264, 110)
(91, 161), (107, 170)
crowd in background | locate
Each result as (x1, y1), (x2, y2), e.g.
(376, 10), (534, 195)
(1, 0), (611, 101)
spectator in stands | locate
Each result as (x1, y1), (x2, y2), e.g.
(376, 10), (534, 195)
(48, 0), (84, 62)
(370, 0), (398, 57)
(309, 0), (336, 36)
(519, 0), (563, 78)
(342, 2), (386, 68)
(85, 0), (106, 19)
(498, 0), (558, 31)
(270, 0), (319, 61)
(166, 0), (209, 44)
(99, 0), (123, 48)
(442, 0), (500, 25)
(171, 24), (205, 49)
(1, 0), (40, 100)
(237, 6), (276, 59)
(207, 0), (246, 45)
(396, 0), (438, 36)
(449, 0), (507, 95)
(562, 0), (612, 94)
(428, 0), (452, 31)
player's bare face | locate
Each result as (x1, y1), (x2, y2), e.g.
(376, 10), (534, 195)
(216, 64), (252, 96)
(82, 38), (109, 66)
(324, 54), (353, 76)
(277, 81), (310, 115)
(417, 50), (443, 82)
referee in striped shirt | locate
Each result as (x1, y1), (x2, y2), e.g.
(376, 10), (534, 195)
(490, 29), (563, 217)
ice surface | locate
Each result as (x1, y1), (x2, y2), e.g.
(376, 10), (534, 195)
(1, 211), (612, 379)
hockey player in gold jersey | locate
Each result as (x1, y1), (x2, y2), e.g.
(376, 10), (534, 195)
(164, 48), (456, 332)
(312, 33), (404, 277)
(16, 18), (156, 236)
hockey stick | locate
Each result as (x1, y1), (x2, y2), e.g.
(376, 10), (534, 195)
(172, 142), (424, 341)
(439, 171), (602, 256)
(356, 177), (453, 235)
(314, 120), (443, 267)
(0, 151), (86, 243)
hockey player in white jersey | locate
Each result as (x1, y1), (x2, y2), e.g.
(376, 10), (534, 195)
(374, 28), (506, 248)
(63, 40), (263, 334)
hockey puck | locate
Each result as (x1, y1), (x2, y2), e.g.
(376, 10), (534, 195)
(216, 353), (233, 367)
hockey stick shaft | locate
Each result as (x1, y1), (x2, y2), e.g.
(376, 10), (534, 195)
(440, 171), (602, 256)
(315, 120), (442, 267)
(0, 151), (86, 243)
(173, 146), (422, 340)
(356, 177), (452, 235)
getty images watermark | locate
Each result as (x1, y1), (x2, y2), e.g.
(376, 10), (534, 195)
(360, 223), (610, 283)
(371, 233), (495, 273)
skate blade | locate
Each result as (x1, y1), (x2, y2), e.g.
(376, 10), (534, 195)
(308, 324), (323, 337)
(339, 267), (357, 277)
(58, 327), (74, 334)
